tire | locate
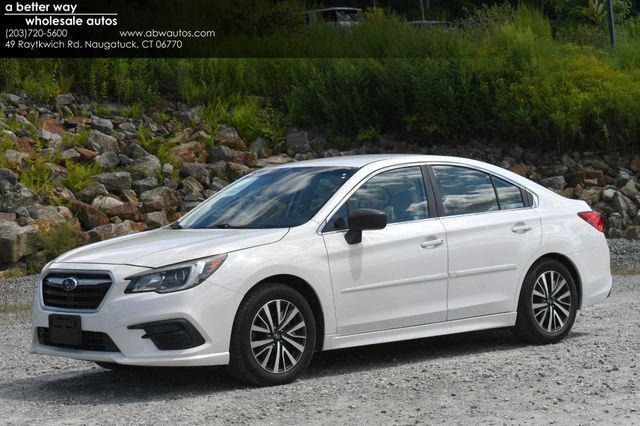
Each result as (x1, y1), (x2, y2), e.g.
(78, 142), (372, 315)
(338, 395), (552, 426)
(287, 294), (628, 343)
(94, 362), (139, 371)
(228, 283), (316, 386)
(513, 259), (578, 344)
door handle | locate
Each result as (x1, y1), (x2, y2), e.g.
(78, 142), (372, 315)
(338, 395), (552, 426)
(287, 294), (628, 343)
(420, 238), (444, 248)
(511, 223), (532, 233)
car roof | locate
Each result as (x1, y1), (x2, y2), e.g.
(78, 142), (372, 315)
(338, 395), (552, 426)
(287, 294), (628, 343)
(273, 154), (491, 168)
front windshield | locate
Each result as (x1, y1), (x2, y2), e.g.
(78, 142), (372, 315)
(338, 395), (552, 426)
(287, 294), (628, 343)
(179, 167), (357, 229)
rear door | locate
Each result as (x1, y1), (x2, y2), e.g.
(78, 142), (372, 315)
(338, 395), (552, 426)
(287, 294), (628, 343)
(428, 165), (542, 320)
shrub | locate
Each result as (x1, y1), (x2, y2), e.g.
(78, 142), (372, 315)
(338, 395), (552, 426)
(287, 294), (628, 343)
(19, 158), (56, 195)
(65, 161), (100, 194)
(40, 222), (77, 261)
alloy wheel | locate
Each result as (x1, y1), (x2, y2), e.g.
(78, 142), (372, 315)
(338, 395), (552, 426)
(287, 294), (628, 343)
(531, 270), (572, 333)
(250, 299), (307, 374)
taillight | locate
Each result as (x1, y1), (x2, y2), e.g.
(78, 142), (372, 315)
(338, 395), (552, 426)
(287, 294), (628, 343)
(578, 211), (605, 233)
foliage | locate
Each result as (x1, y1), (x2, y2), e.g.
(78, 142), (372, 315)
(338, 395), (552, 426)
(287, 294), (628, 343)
(40, 221), (77, 261)
(230, 97), (285, 145)
(65, 161), (100, 194)
(19, 158), (55, 195)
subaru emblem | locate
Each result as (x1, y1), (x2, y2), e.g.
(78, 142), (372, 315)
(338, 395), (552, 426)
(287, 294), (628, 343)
(61, 277), (79, 291)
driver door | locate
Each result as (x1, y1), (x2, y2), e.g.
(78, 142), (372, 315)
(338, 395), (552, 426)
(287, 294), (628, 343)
(321, 166), (448, 335)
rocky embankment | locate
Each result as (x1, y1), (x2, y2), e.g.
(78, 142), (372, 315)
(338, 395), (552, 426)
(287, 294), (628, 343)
(1, 92), (639, 274)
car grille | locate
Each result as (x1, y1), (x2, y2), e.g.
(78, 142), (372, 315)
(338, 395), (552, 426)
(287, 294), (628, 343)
(42, 272), (112, 310)
(37, 327), (120, 352)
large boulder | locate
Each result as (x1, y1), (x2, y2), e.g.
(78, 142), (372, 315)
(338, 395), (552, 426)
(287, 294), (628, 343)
(0, 183), (38, 212)
(181, 163), (211, 187)
(0, 220), (39, 263)
(139, 186), (180, 212)
(94, 151), (120, 170)
(541, 175), (566, 191)
(209, 145), (235, 163)
(285, 131), (313, 155)
(77, 182), (109, 203)
(90, 115), (114, 134)
(86, 130), (118, 153)
(55, 93), (75, 107)
(144, 211), (169, 229)
(71, 201), (110, 230)
(4, 150), (29, 171)
(171, 141), (207, 164)
(214, 126), (246, 150)
(93, 171), (132, 192)
(133, 177), (158, 194)
(88, 220), (147, 242)
(127, 154), (161, 179)
(92, 195), (124, 212)
(104, 202), (143, 222)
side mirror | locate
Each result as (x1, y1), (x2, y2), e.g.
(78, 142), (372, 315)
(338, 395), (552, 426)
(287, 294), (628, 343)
(345, 208), (387, 244)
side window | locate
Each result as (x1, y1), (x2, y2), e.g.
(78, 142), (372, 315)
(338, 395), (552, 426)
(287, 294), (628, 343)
(323, 166), (429, 231)
(493, 176), (525, 209)
(432, 165), (499, 216)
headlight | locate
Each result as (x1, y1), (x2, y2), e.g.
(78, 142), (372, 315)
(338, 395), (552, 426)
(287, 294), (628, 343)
(125, 254), (227, 294)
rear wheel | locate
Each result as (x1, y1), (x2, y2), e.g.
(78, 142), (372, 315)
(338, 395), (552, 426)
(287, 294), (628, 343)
(228, 283), (316, 386)
(513, 259), (578, 344)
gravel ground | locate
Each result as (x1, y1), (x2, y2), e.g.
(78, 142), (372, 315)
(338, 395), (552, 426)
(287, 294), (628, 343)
(0, 240), (639, 424)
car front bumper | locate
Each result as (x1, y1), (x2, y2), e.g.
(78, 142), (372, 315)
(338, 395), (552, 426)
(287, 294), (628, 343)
(30, 262), (244, 367)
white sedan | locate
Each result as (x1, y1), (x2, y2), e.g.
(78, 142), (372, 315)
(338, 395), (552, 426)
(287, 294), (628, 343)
(31, 155), (612, 385)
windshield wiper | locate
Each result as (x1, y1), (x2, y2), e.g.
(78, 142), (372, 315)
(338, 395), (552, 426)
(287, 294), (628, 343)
(207, 223), (247, 229)
(169, 221), (183, 229)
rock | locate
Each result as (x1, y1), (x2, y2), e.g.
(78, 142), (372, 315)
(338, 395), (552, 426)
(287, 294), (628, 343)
(621, 180), (640, 202)
(227, 162), (252, 177)
(91, 195), (124, 212)
(0, 212), (16, 221)
(94, 151), (120, 170)
(249, 137), (272, 159)
(42, 117), (66, 136)
(0, 183), (38, 212)
(15, 136), (37, 158)
(171, 141), (207, 164)
(583, 166), (606, 187)
(4, 150), (29, 171)
(565, 170), (586, 187)
(74, 146), (98, 160)
(181, 163), (211, 187)
(181, 176), (204, 193)
(144, 211), (169, 229)
(93, 171), (132, 192)
(77, 182), (108, 203)
(60, 148), (81, 161)
(34, 205), (67, 225)
(55, 93), (75, 107)
(104, 202), (143, 222)
(88, 220), (147, 242)
(5, 94), (22, 106)
(215, 126), (246, 150)
(118, 122), (136, 133)
(265, 154), (294, 166)
(90, 115), (114, 134)
(542, 175), (566, 191)
(624, 226), (640, 240)
(65, 116), (90, 126)
(209, 160), (227, 177)
(47, 187), (76, 205)
(162, 163), (174, 177)
(128, 154), (161, 179)
(0, 220), (39, 263)
(630, 155), (640, 173)
(126, 144), (150, 160)
(190, 130), (209, 142)
(176, 106), (201, 124)
(86, 130), (118, 153)
(120, 189), (139, 205)
(286, 131), (313, 155)
(209, 177), (229, 192)
(139, 186), (180, 212)
(603, 188), (616, 203)
(233, 150), (258, 167)
(0, 168), (18, 185)
(132, 177), (158, 193)
(169, 128), (191, 145)
(208, 145), (235, 163)
(71, 201), (110, 230)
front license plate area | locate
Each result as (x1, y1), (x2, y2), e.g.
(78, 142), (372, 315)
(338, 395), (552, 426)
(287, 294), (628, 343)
(49, 314), (82, 346)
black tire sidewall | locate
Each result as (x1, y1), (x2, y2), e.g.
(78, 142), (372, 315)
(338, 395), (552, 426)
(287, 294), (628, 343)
(518, 259), (578, 343)
(231, 284), (316, 386)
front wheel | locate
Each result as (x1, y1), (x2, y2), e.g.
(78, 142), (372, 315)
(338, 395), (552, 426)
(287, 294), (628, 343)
(513, 259), (578, 344)
(228, 283), (316, 386)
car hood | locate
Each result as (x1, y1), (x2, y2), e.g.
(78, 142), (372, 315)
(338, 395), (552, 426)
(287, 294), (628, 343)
(54, 227), (289, 268)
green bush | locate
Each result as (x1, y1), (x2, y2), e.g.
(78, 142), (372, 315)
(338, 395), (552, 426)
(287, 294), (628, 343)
(65, 161), (100, 193)
(19, 158), (56, 195)
(41, 221), (77, 261)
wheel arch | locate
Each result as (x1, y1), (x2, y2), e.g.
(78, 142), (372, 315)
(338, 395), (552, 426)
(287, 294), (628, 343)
(524, 253), (583, 309)
(243, 274), (325, 351)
